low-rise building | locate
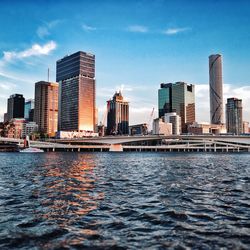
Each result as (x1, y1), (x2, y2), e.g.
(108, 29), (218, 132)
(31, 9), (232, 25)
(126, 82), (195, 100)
(4, 118), (26, 138)
(164, 112), (181, 135)
(24, 122), (38, 136)
(188, 122), (227, 135)
(153, 118), (172, 136)
(129, 123), (148, 136)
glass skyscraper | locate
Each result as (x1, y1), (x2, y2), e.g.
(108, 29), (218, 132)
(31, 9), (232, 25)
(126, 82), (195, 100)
(56, 51), (96, 132)
(226, 97), (243, 135)
(7, 94), (25, 121)
(158, 82), (195, 133)
(24, 99), (34, 121)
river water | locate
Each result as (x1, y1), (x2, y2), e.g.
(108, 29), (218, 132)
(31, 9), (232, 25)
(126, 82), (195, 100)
(0, 152), (249, 249)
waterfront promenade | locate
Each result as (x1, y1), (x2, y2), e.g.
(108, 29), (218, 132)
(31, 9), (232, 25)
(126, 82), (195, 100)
(1, 135), (250, 152)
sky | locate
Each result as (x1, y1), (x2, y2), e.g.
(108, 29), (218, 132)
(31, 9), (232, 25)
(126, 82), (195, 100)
(0, 0), (250, 125)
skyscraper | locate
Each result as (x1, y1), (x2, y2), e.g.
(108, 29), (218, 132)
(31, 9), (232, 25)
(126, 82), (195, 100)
(158, 82), (195, 133)
(56, 51), (96, 132)
(226, 97), (243, 135)
(209, 54), (223, 124)
(158, 83), (172, 118)
(34, 81), (58, 137)
(24, 99), (34, 121)
(7, 94), (25, 121)
(107, 91), (129, 135)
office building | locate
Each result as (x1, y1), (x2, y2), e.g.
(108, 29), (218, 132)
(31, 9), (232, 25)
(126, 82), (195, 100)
(7, 94), (25, 121)
(209, 54), (223, 124)
(158, 83), (172, 118)
(57, 51), (96, 132)
(24, 99), (34, 121)
(152, 118), (172, 136)
(107, 91), (129, 135)
(158, 82), (195, 133)
(243, 121), (249, 134)
(3, 113), (8, 123)
(129, 123), (148, 136)
(34, 81), (59, 137)
(226, 97), (243, 135)
(188, 122), (226, 135)
(164, 112), (181, 135)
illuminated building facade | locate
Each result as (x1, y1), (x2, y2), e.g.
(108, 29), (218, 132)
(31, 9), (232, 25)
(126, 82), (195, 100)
(107, 91), (129, 135)
(57, 51), (96, 132)
(34, 81), (58, 137)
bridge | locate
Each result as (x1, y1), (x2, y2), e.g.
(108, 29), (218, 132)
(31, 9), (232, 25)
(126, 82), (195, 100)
(1, 135), (250, 152)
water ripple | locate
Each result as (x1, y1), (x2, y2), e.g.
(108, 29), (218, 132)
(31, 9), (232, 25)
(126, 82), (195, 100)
(0, 152), (249, 249)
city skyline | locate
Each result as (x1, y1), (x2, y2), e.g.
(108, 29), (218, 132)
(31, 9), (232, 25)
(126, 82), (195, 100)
(0, 0), (250, 124)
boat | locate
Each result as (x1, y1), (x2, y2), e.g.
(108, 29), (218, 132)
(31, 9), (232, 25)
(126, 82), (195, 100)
(19, 135), (44, 153)
(20, 147), (44, 153)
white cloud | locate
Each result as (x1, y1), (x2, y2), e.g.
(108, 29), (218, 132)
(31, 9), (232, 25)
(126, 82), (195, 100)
(37, 20), (61, 38)
(127, 25), (148, 33)
(82, 24), (96, 31)
(163, 27), (190, 35)
(2, 41), (57, 62)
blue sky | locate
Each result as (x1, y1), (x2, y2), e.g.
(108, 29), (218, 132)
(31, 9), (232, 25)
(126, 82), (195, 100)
(1, 0), (250, 124)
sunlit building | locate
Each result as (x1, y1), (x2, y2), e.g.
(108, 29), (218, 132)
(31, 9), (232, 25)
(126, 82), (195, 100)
(243, 121), (249, 134)
(226, 97), (243, 135)
(153, 118), (172, 136)
(107, 91), (129, 135)
(209, 54), (223, 124)
(57, 51), (96, 132)
(34, 81), (59, 137)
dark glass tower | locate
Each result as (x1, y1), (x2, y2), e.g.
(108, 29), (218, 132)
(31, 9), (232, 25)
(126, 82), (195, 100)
(158, 82), (195, 133)
(7, 94), (25, 121)
(226, 97), (243, 135)
(56, 51), (96, 132)
(107, 91), (129, 135)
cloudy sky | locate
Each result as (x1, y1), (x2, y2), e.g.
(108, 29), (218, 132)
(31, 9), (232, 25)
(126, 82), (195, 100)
(0, 0), (250, 125)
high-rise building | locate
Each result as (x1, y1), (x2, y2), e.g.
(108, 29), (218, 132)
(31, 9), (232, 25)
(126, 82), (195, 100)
(24, 99), (34, 121)
(226, 97), (243, 135)
(7, 94), (25, 121)
(56, 51), (96, 132)
(209, 54), (223, 124)
(34, 81), (59, 137)
(158, 83), (172, 118)
(158, 82), (195, 133)
(107, 91), (129, 135)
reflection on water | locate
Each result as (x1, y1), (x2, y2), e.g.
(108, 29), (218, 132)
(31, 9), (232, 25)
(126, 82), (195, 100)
(0, 152), (249, 249)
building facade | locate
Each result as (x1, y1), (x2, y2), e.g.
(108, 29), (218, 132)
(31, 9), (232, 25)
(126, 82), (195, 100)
(57, 51), (96, 132)
(7, 94), (25, 121)
(152, 118), (172, 136)
(226, 97), (243, 135)
(243, 121), (249, 134)
(24, 99), (34, 121)
(158, 82), (195, 133)
(209, 54), (223, 124)
(164, 112), (181, 135)
(34, 81), (59, 137)
(107, 91), (129, 135)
